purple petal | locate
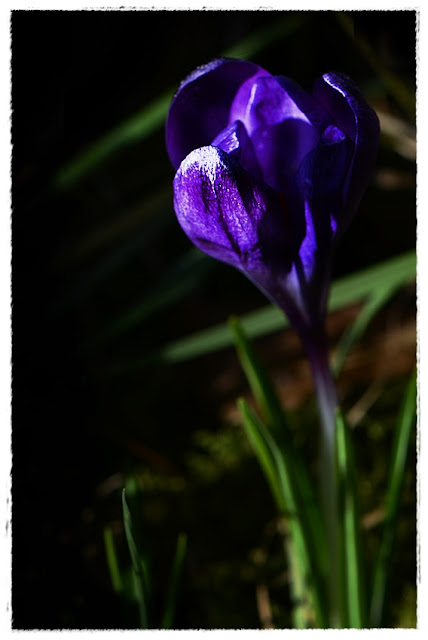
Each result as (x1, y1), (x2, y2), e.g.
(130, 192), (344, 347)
(295, 125), (353, 262)
(234, 75), (329, 135)
(231, 76), (329, 191)
(211, 120), (262, 182)
(166, 58), (269, 170)
(173, 146), (296, 276)
(251, 119), (320, 192)
(313, 72), (380, 224)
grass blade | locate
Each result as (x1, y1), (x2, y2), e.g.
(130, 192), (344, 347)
(122, 489), (150, 628)
(332, 282), (399, 375)
(161, 533), (187, 630)
(103, 526), (124, 595)
(238, 398), (284, 508)
(229, 315), (327, 574)
(54, 90), (173, 190)
(238, 398), (328, 628)
(104, 251), (415, 374)
(229, 314), (287, 432)
(160, 252), (415, 365)
(369, 368), (417, 627)
(335, 409), (367, 628)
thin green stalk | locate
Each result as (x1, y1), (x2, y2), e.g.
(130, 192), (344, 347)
(103, 526), (124, 595)
(335, 410), (367, 628)
(238, 399), (327, 628)
(122, 489), (150, 629)
(304, 332), (342, 628)
(161, 533), (187, 629)
(229, 315), (328, 575)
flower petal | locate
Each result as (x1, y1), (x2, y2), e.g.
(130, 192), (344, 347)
(293, 125), (353, 265)
(166, 58), (268, 170)
(232, 76), (329, 191)
(250, 120), (319, 192)
(313, 72), (380, 225)
(173, 146), (297, 276)
(211, 120), (262, 181)
(234, 75), (328, 135)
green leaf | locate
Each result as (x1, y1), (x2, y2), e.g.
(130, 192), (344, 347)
(229, 315), (327, 575)
(104, 251), (415, 375)
(228, 314), (287, 432)
(122, 489), (150, 628)
(335, 409), (368, 628)
(238, 398), (284, 508)
(332, 281), (400, 375)
(161, 533), (187, 629)
(54, 90), (173, 191)
(369, 368), (417, 627)
(103, 526), (124, 595)
(238, 398), (328, 628)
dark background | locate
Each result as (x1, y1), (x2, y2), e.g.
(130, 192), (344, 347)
(12, 10), (416, 629)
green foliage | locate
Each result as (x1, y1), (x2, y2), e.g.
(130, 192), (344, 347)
(369, 369), (417, 627)
(238, 399), (327, 628)
(103, 478), (187, 629)
(102, 251), (415, 375)
(230, 308), (416, 629)
(231, 317), (329, 627)
(335, 410), (367, 628)
(122, 489), (150, 628)
(161, 532), (188, 629)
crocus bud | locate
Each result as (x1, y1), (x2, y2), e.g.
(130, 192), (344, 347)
(166, 59), (380, 337)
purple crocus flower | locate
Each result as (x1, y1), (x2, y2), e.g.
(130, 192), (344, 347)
(166, 58), (380, 344)
(166, 60), (379, 625)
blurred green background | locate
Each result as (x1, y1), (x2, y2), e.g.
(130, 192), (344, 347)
(12, 9), (416, 629)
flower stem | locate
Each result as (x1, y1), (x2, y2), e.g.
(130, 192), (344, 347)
(304, 330), (341, 628)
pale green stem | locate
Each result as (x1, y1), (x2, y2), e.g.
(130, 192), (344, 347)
(304, 331), (341, 628)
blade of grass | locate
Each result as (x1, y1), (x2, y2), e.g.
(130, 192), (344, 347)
(122, 489), (150, 628)
(103, 526), (124, 595)
(238, 399), (284, 508)
(238, 395), (314, 628)
(238, 398), (328, 628)
(229, 314), (287, 431)
(103, 251), (415, 374)
(161, 533), (187, 630)
(54, 14), (307, 191)
(332, 281), (400, 376)
(54, 90), (173, 191)
(335, 409), (368, 628)
(229, 315), (327, 575)
(239, 399), (328, 627)
(369, 368), (417, 627)
(155, 252), (415, 365)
